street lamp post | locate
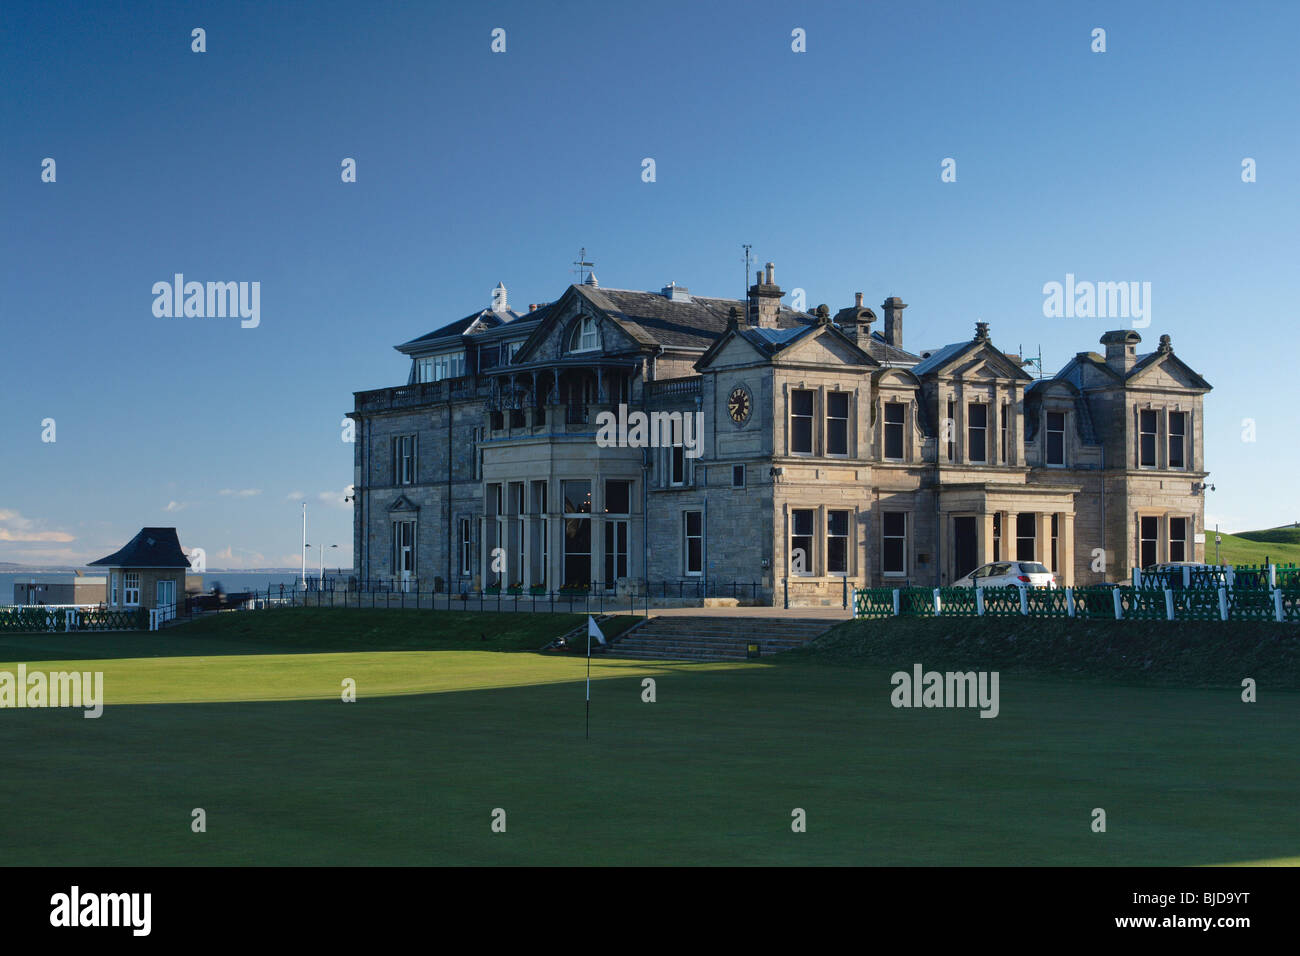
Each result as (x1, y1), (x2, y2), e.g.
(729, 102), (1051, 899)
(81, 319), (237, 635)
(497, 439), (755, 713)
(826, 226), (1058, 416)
(306, 543), (339, 584)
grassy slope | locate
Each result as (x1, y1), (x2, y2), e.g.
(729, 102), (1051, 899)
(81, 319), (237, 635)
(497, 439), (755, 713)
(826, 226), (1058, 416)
(792, 616), (1300, 688)
(1217, 527), (1300, 568)
(2, 613), (1297, 865)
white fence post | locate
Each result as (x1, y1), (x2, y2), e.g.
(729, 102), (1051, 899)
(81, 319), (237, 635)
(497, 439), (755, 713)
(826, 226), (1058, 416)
(1164, 588), (1175, 621)
(851, 588), (860, 618)
(1227, 566), (1236, 590)
(1275, 588), (1285, 623)
(1132, 567), (1141, 588)
(1183, 566), (1191, 588)
(976, 588), (985, 616)
(1218, 586), (1229, 621)
(64, 609), (76, 632)
(1066, 587), (1075, 618)
(892, 589), (900, 617)
(1269, 564), (1277, 588)
(933, 588), (942, 616)
(1113, 588), (1123, 620)
(1019, 586), (1028, 616)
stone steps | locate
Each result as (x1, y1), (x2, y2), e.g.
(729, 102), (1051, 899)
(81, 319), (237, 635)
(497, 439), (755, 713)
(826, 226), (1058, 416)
(605, 615), (834, 662)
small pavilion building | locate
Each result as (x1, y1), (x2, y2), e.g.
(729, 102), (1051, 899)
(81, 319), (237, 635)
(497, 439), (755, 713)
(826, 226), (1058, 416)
(89, 527), (193, 613)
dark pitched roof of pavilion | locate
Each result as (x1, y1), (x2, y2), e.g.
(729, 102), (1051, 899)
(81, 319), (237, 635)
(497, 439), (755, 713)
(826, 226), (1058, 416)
(88, 527), (191, 569)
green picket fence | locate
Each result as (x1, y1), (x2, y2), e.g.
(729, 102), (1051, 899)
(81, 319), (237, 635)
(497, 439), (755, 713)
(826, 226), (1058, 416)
(852, 584), (1297, 624)
(0, 606), (148, 633)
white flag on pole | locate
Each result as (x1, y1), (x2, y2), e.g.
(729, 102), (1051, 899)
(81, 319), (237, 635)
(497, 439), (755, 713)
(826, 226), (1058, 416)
(587, 615), (606, 645)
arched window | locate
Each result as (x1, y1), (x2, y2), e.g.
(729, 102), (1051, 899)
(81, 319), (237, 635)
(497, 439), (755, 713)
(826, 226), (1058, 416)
(568, 316), (600, 353)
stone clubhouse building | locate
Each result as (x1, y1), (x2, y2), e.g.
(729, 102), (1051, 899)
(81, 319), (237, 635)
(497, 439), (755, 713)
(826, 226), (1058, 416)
(347, 266), (1211, 606)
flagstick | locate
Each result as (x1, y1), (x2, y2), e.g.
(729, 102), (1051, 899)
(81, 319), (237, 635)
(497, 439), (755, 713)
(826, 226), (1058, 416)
(585, 631), (591, 740)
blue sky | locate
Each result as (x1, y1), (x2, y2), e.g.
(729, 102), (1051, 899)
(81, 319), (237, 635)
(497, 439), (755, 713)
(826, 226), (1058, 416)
(1, 0), (1296, 567)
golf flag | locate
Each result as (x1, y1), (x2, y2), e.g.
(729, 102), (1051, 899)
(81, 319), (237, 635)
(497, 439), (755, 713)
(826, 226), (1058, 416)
(587, 615), (606, 645)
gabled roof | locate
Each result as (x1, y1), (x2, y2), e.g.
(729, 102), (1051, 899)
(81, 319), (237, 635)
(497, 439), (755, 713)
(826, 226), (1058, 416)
(397, 308), (523, 353)
(910, 333), (1034, 381)
(912, 341), (969, 376)
(572, 284), (812, 351)
(88, 528), (191, 569)
(1126, 339), (1211, 389)
(694, 317), (878, 371)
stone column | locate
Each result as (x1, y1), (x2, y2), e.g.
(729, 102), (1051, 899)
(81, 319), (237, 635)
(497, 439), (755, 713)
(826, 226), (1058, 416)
(979, 512), (995, 565)
(1061, 512), (1076, 586)
(1036, 512), (1051, 565)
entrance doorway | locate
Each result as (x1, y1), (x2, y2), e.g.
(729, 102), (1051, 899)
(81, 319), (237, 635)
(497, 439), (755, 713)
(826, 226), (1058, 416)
(953, 516), (979, 581)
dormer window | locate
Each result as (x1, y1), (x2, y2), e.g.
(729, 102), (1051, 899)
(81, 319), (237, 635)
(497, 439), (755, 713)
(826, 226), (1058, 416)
(569, 316), (600, 353)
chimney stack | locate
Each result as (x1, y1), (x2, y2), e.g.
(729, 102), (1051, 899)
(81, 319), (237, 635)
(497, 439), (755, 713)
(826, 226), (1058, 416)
(747, 260), (783, 328)
(882, 297), (907, 349)
(1100, 329), (1141, 375)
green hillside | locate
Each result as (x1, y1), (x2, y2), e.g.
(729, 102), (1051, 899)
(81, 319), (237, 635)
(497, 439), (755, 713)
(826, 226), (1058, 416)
(1213, 525), (1300, 567)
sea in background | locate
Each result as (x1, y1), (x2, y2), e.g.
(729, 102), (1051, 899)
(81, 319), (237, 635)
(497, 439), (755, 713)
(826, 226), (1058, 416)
(1, 571), (331, 603)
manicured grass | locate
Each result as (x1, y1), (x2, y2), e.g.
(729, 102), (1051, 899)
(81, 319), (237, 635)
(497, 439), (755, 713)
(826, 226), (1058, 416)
(1217, 527), (1300, 568)
(1, 612), (1296, 865)
(0, 608), (641, 660)
(794, 616), (1300, 688)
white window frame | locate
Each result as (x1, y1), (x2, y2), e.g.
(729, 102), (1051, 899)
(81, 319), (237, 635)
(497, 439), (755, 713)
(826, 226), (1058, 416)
(1045, 410), (1066, 467)
(826, 392), (850, 457)
(395, 435), (416, 485)
(881, 513), (907, 577)
(790, 389), (815, 456)
(459, 518), (471, 576)
(123, 571), (140, 607)
(1138, 409), (1158, 468)
(684, 511), (704, 576)
(1168, 411), (1187, 470)
(111, 573), (120, 606)
(1169, 516), (1189, 563)
(790, 508), (815, 577)
(827, 510), (851, 576)
(569, 316), (600, 353)
(967, 402), (988, 464)
(883, 401), (905, 462)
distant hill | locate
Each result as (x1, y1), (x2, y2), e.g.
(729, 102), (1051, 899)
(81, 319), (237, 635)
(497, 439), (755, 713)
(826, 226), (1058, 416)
(1215, 526), (1300, 567)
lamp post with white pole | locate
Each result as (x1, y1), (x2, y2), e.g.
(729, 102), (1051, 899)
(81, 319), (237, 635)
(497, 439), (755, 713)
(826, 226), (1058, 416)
(301, 502), (307, 589)
(306, 543), (339, 585)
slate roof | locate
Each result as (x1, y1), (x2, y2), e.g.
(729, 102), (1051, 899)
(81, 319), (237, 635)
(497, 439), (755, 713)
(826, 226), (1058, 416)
(574, 285), (812, 350)
(911, 341), (971, 376)
(88, 528), (191, 569)
(1024, 380), (1101, 444)
(862, 331), (921, 365)
(398, 309), (522, 350)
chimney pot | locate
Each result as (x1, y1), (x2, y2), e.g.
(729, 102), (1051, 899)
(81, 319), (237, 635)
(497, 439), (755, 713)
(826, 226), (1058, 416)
(882, 296), (908, 349)
(855, 292), (864, 308)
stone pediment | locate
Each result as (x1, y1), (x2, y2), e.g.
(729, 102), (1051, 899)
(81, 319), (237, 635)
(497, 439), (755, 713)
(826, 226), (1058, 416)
(388, 495), (420, 513)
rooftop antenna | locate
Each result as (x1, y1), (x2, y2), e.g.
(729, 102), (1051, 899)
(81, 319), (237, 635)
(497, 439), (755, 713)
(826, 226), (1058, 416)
(571, 247), (594, 285)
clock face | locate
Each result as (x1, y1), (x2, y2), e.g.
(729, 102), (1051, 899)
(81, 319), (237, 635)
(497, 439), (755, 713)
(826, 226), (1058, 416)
(728, 385), (752, 424)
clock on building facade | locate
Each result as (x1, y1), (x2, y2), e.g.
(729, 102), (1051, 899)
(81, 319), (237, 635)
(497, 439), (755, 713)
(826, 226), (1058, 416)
(728, 385), (752, 424)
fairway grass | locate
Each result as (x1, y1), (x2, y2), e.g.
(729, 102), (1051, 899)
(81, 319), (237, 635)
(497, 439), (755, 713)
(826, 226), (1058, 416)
(2, 622), (1297, 865)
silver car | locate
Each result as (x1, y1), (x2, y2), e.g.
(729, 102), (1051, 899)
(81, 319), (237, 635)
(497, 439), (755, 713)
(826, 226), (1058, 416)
(954, 561), (1057, 589)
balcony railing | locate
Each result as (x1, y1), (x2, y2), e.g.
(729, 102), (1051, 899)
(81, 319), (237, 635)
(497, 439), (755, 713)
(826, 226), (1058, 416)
(355, 378), (486, 412)
(646, 376), (702, 398)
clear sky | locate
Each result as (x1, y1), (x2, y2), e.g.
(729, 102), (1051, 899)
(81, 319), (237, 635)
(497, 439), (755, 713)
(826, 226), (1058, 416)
(2, 0), (1296, 568)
